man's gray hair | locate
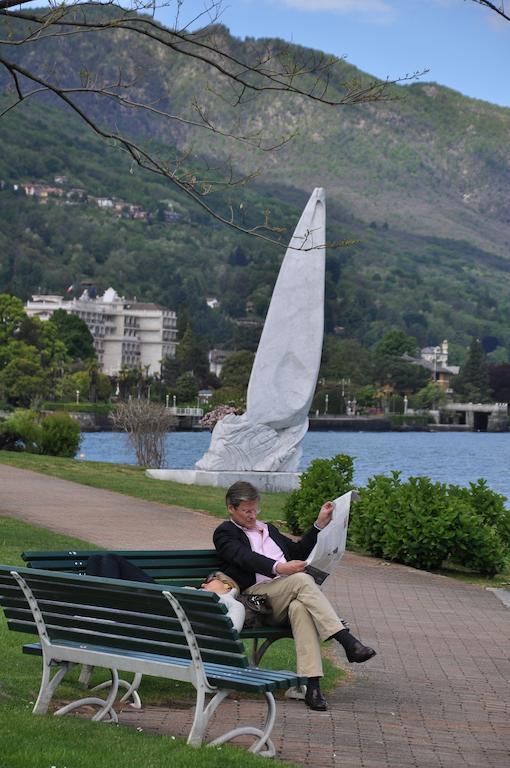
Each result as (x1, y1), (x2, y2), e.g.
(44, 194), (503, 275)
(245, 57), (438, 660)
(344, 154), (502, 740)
(225, 481), (260, 509)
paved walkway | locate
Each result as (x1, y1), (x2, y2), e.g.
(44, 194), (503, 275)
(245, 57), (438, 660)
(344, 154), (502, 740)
(0, 464), (218, 548)
(1, 464), (509, 767)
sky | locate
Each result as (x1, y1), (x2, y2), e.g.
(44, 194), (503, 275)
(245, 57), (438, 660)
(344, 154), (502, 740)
(154, 0), (510, 108)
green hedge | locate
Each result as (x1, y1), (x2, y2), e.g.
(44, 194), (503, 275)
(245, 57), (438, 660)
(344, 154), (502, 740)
(41, 402), (114, 414)
(349, 472), (510, 576)
(285, 454), (510, 577)
(40, 413), (82, 458)
(0, 410), (81, 457)
(284, 454), (354, 534)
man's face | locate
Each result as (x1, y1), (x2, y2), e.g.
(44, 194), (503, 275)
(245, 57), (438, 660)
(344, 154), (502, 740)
(228, 499), (260, 530)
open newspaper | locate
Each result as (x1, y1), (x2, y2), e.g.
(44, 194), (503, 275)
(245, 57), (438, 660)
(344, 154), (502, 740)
(304, 491), (356, 585)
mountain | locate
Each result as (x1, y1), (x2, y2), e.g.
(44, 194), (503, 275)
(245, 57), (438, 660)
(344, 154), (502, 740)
(1, 11), (510, 361)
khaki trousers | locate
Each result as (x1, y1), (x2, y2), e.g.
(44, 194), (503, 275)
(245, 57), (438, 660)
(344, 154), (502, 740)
(246, 573), (345, 678)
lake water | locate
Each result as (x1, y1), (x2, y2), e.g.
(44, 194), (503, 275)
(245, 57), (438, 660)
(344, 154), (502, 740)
(78, 430), (510, 499)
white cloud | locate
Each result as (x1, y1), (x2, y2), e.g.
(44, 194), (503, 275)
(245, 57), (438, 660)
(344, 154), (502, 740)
(281, 0), (394, 17)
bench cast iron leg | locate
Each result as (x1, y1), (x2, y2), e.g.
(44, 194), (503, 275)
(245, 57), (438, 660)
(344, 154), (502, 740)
(119, 672), (143, 708)
(90, 671), (143, 709)
(187, 685), (215, 747)
(251, 637), (280, 666)
(78, 664), (93, 687)
(284, 684), (307, 700)
(33, 660), (75, 715)
(207, 690), (276, 757)
(54, 668), (120, 723)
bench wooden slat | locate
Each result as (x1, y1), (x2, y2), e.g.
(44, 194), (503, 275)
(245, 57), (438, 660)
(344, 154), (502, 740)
(7, 589), (237, 624)
(5, 607), (243, 650)
(6, 606), (246, 647)
(3, 570), (234, 613)
(22, 549), (220, 560)
(1, 599), (237, 636)
(6, 615), (247, 662)
(21, 550), (221, 572)
(21, 560), (221, 574)
(21, 550), (224, 582)
(51, 628), (248, 667)
(8, 619), (235, 663)
(4, 604), (241, 645)
(2, 589), (240, 626)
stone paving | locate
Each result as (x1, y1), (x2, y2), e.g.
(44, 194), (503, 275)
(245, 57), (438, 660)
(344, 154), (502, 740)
(0, 463), (218, 548)
(1, 463), (509, 767)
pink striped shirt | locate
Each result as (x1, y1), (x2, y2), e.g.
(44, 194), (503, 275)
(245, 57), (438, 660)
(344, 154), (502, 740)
(238, 521), (286, 584)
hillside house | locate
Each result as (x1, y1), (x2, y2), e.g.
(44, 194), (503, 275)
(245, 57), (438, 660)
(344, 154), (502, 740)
(403, 339), (459, 391)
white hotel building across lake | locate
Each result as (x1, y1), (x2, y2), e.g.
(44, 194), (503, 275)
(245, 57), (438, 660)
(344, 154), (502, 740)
(26, 287), (177, 376)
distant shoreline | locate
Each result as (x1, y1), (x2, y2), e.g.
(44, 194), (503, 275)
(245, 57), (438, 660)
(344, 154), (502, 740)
(308, 416), (471, 432)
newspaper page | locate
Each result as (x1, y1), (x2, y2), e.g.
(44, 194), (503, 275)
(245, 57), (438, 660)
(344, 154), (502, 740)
(304, 491), (354, 584)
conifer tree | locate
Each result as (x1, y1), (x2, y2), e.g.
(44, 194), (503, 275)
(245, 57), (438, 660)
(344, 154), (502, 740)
(175, 325), (208, 381)
(454, 338), (491, 402)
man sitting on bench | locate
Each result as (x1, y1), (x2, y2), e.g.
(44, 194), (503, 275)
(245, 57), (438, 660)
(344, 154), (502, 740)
(213, 481), (376, 712)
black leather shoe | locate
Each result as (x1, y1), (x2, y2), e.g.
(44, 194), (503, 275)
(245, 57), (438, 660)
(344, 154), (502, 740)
(304, 687), (328, 711)
(345, 640), (376, 663)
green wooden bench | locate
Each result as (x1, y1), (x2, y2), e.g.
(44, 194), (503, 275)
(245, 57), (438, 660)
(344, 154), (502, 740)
(0, 564), (306, 756)
(21, 549), (294, 665)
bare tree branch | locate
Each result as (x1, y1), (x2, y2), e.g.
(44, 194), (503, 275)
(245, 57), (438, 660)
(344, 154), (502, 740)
(0, 0), (427, 244)
(2, 4), (409, 106)
(470, 1), (510, 23)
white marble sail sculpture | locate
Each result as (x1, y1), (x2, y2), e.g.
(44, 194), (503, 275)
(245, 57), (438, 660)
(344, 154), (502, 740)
(196, 188), (326, 472)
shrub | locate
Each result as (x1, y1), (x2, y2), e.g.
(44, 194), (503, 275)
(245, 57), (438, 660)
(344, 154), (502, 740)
(349, 473), (510, 576)
(41, 401), (113, 414)
(209, 386), (246, 410)
(448, 499), (506, 576)
(0, 423), (26, 451)
(347, 472), (400, 559)
(349, 473), (454, 570)
(40, 412), (81, 457)
(1, 409), (42, 453)
(459, 479), (510, 546)
(284, 454), (354, 534)
(447, 480), (510, 576)
(199, 404), (241, 429)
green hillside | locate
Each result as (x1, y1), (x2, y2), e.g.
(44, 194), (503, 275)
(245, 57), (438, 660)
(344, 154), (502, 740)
(2, 11), (510, 361)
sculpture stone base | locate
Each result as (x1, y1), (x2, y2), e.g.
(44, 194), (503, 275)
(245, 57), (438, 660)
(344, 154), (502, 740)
(145, 469), (300, 493)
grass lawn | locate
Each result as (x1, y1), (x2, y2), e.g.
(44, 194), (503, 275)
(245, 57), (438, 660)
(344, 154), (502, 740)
(435, 559), (510, 588)
(0, 451), (288, 523)
(0, 516), (345, 768)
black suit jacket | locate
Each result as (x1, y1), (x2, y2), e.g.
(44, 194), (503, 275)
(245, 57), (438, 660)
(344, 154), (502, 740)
(213, 519), (320, 592)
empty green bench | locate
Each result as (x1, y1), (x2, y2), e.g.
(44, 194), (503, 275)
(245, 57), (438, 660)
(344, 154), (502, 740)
(0, 564), (306, 756)
(21, 549), (294, 664)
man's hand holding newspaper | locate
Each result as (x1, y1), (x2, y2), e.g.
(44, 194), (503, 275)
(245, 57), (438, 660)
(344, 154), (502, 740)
(304, 491), (357, 585)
